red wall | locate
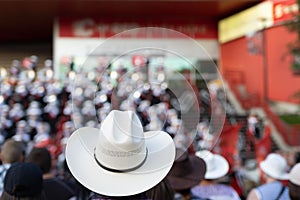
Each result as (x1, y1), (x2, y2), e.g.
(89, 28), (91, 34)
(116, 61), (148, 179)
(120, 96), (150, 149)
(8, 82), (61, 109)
(267, 25), (300, 102)
(220, 25), (300, 104)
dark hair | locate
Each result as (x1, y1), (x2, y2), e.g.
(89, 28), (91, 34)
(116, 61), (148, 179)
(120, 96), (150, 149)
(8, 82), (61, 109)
(294, 152), (300, 164)
(89, 192), (150, 200)
(145, 178), (174, 200)
(26, 147), (51, 174)
(89, 179), (174, 200)
(288, 181), (300, 200)
(0, 191), (45, 200)
(2, 162), (44, 200)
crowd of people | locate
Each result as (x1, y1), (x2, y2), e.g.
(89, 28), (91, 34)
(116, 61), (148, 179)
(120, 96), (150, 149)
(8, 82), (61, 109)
(1, 113), (300, 200)
(0, 56), (299, 200)
(0, 56), (193, 152)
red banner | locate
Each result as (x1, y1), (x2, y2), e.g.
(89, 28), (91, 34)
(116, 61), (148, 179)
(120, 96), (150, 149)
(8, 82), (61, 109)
(273, 0), (298, 24)
(57, 17), (218, 39)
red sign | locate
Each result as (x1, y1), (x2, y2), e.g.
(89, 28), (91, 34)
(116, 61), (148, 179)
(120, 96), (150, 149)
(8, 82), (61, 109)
(57, 18), (217, 39)
(273, 0), (298, 24)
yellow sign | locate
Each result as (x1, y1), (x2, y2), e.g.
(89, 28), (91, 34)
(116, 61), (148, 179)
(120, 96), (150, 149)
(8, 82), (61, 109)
(218, 1), (274, 44)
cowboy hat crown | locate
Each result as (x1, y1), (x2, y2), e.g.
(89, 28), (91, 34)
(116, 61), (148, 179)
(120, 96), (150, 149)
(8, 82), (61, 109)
(95, 110), (147, 171)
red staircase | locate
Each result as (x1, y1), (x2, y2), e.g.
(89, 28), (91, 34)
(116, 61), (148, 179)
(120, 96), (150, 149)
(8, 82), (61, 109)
(223, 69), (300, 147)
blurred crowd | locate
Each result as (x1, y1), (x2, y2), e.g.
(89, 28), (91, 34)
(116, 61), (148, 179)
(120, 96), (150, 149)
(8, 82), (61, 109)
(0, 56), (188, 158)
(0, 56), (299, 200)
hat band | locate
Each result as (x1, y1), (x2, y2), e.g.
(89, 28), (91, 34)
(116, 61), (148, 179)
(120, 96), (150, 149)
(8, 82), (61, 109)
(93, 148), (148, 173)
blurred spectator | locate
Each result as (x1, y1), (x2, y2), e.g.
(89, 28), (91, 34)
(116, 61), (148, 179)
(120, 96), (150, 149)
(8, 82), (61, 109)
(60, 160), (91, 200)
(30, 55), (38, 73)
(246, 153), (290, 200)
(238, 159), (260, 198)
(247, 113), (258, 134)
(247, 112), (264, 139)
(0, 162), (44, 200)
(0, 139), (24, 195)
(192, 150), (241, 200)
(9, 103), (25, 123)
(43, 100), (60, 135)
(10, 60), (21, 78)
(26, 105), (42, 140)
(26, 147), (76, 200)
(167, 148), (207, 200)
(37, 59), (54, 82)
(56, 121), (75, 166)
(294, 151), (300, 164)
(33, 122), (51, 145)
(0, 105), (12, 142)
(12, 120), (31, 144)
(145, 178), (174, 200)
(288, 163), (300, 200)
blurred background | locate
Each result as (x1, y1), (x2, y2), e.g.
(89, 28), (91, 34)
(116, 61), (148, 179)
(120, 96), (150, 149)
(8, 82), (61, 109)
(0, 0), (300, 199)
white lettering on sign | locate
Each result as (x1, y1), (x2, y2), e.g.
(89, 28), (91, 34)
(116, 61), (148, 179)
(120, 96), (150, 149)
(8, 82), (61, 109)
(68, 18), (210, 38)
(274, 2), (298, 19)
(73, 18), (95, 37)
(274, 4), (283, 19)
(282, 3), (298, 14)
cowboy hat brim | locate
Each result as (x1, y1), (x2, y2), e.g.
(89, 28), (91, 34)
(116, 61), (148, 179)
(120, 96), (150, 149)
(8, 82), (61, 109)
(204, 154), (229, 179)
(167, 155), (206, 190)
(66, 127), (175, 196)
(260, 160), (289, 180)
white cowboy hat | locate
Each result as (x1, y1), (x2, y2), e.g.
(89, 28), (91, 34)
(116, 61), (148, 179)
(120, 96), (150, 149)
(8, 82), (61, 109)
(195, 150), (229, 179)
(289, 163), (300, 185)
(66, 110), (175, 197)
(260, 153), (289, 180)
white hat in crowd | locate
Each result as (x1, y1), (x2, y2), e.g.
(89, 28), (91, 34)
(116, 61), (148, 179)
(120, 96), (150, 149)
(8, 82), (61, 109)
(196, 150), (229, 179)
(260, 153), (289, 180)
(289, 163), (300, 185)
(66, 110), (175, 196)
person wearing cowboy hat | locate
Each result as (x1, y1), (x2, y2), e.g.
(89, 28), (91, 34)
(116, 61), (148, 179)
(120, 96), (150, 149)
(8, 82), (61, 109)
(288, 162), (300, 200)
(167, 148), (208, 200)
(145, 177), (175, 200)
(246, 153), (290, 200)
(65, 110), (176, 199)
(192, 150), (241, 200)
